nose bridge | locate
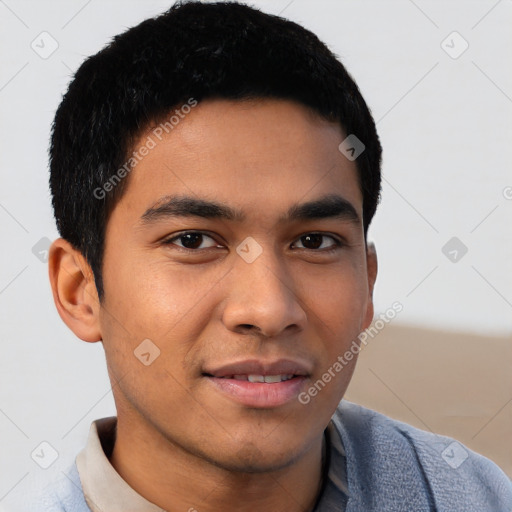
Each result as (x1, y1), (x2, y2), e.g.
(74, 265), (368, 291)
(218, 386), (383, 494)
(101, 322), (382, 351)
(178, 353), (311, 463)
(222, 239), (306, 337)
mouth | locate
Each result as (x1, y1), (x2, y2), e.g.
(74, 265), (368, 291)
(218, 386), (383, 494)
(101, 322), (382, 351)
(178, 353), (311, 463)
(211, 373), (296, 383)
(202, 359), (311, 408)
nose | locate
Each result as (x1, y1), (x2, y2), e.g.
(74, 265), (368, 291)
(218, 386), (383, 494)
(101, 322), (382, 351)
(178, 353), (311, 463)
(221, 246), (307, 338)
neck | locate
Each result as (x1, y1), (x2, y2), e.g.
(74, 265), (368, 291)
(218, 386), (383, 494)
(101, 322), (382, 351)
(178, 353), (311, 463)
(109, 414), (326, 512)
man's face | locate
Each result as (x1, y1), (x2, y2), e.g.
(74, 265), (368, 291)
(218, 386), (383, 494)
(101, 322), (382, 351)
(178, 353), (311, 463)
(99, 98), (376, 471)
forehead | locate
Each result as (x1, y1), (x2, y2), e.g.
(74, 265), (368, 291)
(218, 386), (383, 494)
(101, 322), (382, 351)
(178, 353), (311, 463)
(113, 98), (362, 225)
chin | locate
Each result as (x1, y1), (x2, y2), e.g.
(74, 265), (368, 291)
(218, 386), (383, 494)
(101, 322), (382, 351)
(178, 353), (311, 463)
(204, 438), (306, 474)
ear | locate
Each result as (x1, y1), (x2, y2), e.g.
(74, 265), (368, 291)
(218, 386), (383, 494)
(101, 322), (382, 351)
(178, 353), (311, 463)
(48, 238), (102, 342)
(362, 241), (378, 329)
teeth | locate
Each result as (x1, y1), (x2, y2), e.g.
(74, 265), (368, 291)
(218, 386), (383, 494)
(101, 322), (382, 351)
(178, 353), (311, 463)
(218, 374), (296, 382)
(263, 375), (282, 383)
(248, 375), (265, 383)
(246, 374), (294, 383)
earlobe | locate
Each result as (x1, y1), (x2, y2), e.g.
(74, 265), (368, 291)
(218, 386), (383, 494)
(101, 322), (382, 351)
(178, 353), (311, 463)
(48, 238), (102, 343)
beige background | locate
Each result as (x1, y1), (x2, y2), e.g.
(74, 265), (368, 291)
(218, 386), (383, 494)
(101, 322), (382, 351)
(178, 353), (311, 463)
(345, 324), (512, 478)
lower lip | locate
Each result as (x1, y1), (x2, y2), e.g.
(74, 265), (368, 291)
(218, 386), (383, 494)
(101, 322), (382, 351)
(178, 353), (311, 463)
(206, 376), (308, 408)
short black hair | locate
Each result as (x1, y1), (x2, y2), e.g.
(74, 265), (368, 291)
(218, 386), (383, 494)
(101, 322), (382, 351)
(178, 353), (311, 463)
(50, 0), (382, 300)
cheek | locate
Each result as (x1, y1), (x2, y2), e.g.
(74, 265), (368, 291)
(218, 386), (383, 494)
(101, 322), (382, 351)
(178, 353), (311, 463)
(98, 254), (223, 399)
(102, 253), (212, 333)
(299, 260), (369, 334)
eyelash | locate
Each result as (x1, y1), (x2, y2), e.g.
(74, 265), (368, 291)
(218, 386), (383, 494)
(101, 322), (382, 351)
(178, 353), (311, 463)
(161, 231), (344, 253)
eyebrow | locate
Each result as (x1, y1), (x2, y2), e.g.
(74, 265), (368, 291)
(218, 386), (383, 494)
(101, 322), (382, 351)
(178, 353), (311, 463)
(139, 193), (360, 226)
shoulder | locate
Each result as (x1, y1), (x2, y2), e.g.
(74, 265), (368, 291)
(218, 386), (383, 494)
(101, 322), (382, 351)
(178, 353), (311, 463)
(333, 400), (512, 511)
(9, 459), (90, 512)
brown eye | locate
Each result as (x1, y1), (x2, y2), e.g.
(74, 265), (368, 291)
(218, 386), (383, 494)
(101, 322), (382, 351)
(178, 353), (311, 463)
(163, 232), (219, 250)
(293, 233), (341, 251)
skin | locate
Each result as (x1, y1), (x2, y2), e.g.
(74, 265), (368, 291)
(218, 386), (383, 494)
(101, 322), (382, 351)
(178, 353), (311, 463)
(49, 98), (377, 512)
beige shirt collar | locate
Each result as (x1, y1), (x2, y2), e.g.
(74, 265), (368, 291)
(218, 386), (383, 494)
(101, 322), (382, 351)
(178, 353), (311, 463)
(76, 417), (165, 512)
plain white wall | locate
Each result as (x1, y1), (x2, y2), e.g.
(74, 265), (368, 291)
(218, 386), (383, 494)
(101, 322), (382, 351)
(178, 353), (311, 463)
(1, 0), (511, 506)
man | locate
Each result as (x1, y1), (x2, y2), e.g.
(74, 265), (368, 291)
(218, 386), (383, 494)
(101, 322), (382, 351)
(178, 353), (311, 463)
(23, 1), (511, 510)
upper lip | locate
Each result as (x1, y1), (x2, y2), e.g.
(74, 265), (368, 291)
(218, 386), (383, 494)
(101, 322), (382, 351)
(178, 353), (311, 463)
(203, 359), (311, 378)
